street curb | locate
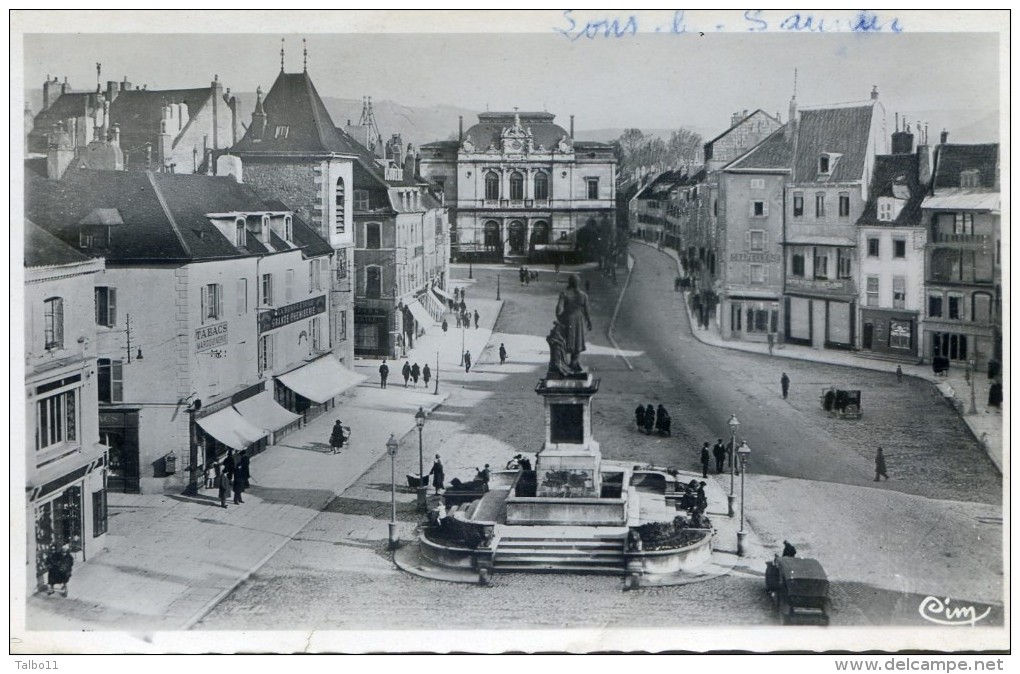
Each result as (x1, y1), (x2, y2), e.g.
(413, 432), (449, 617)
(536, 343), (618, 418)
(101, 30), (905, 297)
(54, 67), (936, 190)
(179, 391), (451, 631)
(633, 240), (1002, 474)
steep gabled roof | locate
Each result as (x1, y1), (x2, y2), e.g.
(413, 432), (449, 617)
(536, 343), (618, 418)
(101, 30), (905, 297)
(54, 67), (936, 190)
(792, 103), (875, 183)
(857, 154), (925, 227)
(26, 169), (322, 262)
(261, 199), (335, 257)
(232, 72), (357, 155)
(704, 109), (780, 146)
(24, 219), (92, 268)
(111, 87), (212, 138)
(932, 143), (998, 191)
(723, 127), (792, 172)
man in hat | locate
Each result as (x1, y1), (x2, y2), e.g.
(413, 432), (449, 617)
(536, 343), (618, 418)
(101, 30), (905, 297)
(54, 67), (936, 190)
(429, 454), (445, 493)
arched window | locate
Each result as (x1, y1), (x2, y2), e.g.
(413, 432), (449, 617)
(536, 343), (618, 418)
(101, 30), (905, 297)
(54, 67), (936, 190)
(284, 215), (293, 241)
(485, 172), (499, 201)
(365, 222), (381, 250)
(534, 172), (549, 200)
(510, 172), (524, 201)
(365, 266), (382, 299)
(335, 177), (346, 234)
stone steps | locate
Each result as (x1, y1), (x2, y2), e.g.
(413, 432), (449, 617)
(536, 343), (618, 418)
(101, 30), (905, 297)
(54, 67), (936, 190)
(492, 533), (627, 574)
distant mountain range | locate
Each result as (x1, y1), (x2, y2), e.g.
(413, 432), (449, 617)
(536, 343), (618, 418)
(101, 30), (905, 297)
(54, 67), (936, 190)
(24, 89), (998, 151)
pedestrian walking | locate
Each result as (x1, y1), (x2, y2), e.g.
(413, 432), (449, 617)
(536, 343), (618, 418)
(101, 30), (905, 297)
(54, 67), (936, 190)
(896, 364), (903, 383)
(712, 439), (726, 474)
(429, 454), (445, 493)
(460, 299), (467, 314)
(643, 404), (655, 435)
(499, 343), (507, 365)
(442, 318), (448, 333)
(379, 358), (390, 388)
(410, 362), (421, 387)
(767, 331), (775, 355)
(700, 442), (711, 478)
(217, 469), (230, 508)
(402, 361), (411, 387)
(233, 469), (245, 504)
(474, 309), (480, 329)
(462, 310), (470, 329)
(781, 372), (790, 400)
(455, 312), (462, 328)
(330, 419), (346, 454)
(464, 350), (472, 373)
(782, 540), (798, 557)
(45, 544), (74, 597)
(238, 449), (251, 490)
(655, 404), (671, 436)
(223, 449), (236, 481)
(519, 267), (526, 285)
(635, 404), (646, 432)
(874, 447), (889, 481)
(523, 268), (530, 286)
(422, 363), (432, 387)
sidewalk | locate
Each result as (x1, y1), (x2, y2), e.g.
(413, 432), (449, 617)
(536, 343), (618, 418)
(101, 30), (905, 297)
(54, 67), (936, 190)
(639, 241), (1004, 473)
(23, 288), (504, 633)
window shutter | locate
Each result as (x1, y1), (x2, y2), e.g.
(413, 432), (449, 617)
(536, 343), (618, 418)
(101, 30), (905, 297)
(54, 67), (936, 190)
(321, 261), (328, 292)
(95, 289), (102, 325)
(200, 286), (207, 324)
(216, 284), (224, 319)
(745, 231), (752, 249)
(112, 360), (123, 402)
(763, 201), (770, 217)
(743, 264), (750, 284)
(109, 288), (117, 326)
(763, 266), (770, 284)
(748, 201), (755, 217)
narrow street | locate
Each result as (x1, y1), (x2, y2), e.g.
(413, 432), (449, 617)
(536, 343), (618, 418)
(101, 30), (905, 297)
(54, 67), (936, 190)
(200, 252), (1002, 630)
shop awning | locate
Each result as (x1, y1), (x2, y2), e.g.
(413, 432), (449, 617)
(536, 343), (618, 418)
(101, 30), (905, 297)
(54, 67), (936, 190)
(196, 407), (268, 450)
(422, 291), (445, 319)
(276, 356), (366, 404)
(234, 391), (301, 433)
(406, 299), (435, 331)
(433, 285), (455, 301)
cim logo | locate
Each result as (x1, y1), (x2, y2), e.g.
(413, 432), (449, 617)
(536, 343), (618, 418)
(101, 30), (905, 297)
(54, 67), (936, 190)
(918, 596), (991, 626)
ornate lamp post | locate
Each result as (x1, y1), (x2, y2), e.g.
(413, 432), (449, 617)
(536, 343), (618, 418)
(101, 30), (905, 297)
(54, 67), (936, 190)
(415, 407), (427, 512)
(968, 357), (978, 414)
(727, 414), (739, 517)
(386, 434), (399, 549)
(736, 441), (751, 556)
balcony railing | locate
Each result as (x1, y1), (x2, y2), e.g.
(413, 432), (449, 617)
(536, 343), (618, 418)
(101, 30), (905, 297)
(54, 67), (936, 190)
(931, 232), (991, 245)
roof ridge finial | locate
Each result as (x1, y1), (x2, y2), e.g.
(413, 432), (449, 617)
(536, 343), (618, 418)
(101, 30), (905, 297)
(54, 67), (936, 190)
(303, 39), (308, 72)
(281, 38), (285, 72)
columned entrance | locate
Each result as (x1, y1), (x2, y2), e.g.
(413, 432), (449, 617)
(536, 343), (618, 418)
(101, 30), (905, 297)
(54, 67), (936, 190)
(508, 221), (527, 255)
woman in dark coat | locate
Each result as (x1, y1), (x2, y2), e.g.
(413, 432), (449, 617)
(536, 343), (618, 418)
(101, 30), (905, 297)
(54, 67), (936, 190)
(643, 404), (655, 434)
(429, 455), (445, 493)
(330, 420), (346, 454)
(635, 404), (646, 432)
(410, 362), (421, 387)
(222, 449), (236, 480)
(46, 544), (74, 596)
(655, 404), (671, 436)
(238, 449), (251, 490)
(422, 363), (431, 388)
(402, 361), (412, 387)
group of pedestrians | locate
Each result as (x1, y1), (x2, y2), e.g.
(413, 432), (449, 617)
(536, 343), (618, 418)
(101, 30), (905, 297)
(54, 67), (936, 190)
(518, 266), (536, 285)
(635, 403), (671, 436)
(377, 358), (432, 389)
(699, 439), (731, 478)
(207, 448), (251, 508)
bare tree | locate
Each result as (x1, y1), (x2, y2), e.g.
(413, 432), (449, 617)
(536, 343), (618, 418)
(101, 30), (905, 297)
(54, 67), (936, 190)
(668, 128), (703, 168)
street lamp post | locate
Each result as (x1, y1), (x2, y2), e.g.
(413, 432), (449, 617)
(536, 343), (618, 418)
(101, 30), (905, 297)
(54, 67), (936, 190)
(433, 351), (439, 395)
(459, 320), (466, 367)
(968, 358), (978, 414)
(469, 259), (473, 279)
(727, 414), (739, 517)
(496, 273), (501, 301)
(415, 407), (427, 512)
(386, 434), (399, 549)
(736, 441), (751, 556)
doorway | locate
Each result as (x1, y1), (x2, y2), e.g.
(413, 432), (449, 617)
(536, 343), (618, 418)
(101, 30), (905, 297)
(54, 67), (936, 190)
(862, 323), (874, 350)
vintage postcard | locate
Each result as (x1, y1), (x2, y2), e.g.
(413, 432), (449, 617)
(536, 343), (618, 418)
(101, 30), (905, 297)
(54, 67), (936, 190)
(9, 9), (1009, 661)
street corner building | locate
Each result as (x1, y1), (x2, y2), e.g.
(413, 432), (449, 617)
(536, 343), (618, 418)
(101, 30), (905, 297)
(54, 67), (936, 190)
(26, 167), (361, 496)
(24, 220), (108, 594)
(419, 110), (616, 265)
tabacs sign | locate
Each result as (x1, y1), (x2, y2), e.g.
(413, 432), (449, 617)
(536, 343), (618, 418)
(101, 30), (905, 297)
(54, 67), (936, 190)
(259, 295), (326, 334)
(196, 322), (228, 352)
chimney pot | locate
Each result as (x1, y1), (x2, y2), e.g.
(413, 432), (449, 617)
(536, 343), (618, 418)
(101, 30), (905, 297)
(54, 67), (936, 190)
(871, 85), (879, 100)
(940, 129), (949, 144)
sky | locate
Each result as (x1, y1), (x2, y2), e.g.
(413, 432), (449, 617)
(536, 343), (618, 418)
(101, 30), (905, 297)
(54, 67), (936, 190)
(16, 11), (1004, 142)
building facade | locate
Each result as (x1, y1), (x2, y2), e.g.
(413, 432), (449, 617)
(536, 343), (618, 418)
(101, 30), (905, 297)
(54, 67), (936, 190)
(856, 131), (930, 360)
(783, 94), (886, 350)
(29, 74), (238, 174)
(921, 142), (1000, 370)
(28, 169), (344, 495)
(421, 111), (616, 263)
(25, 221), (107, 591)
(223, 68), (357, 367)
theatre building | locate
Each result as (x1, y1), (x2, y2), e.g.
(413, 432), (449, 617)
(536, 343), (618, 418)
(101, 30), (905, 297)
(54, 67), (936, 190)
(24, 220), (108, 591)
(27, 169), (354, 495)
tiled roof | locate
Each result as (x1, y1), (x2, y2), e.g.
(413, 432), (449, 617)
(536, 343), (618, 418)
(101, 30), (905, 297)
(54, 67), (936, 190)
(26, 169), (323, 262)
(29, 93), (93, 132)
(857, 154), (925, 226)
(932, 144), (998, 190)
(724, 127), (792, 171)
(261, 199), (335, 257)
(792, 104), (875, 182)
(463, 112), (572, 152)
(24, 219), (92, 268)
(636, 169), (701, 200)
(344, 131), (420, 188)
(111, 87), (211, 138)
(232, 72), (358, 155)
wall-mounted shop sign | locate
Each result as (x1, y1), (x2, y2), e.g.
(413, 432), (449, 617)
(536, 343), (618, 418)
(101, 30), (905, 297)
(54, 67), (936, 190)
(196, 322), (228, 352)
(259, 295), (326, 334)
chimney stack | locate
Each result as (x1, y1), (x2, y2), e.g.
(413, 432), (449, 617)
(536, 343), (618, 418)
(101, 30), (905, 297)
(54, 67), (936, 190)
(61, 77), (70, 95)
(871, 85), (879, 100)
(106, 80), (119, 105)
(458, 116), (463, 143)
(42, 75), (53, 111)
(570, 115), (575, 138)
(940, 129), (949, 145)
(121, 76), (131, 91)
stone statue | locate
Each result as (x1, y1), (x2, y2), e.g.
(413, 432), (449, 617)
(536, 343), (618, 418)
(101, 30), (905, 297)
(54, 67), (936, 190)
(555, 274), (593, 372)
(545, 321), (572, 378)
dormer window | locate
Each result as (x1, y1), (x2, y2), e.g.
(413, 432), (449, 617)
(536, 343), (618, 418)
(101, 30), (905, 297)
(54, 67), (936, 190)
(818, 153), (842, 178)
(818, 155), (830, 175)
(274, 126), (289, 139)
(261, 215), (271, 243)
(235, 218), (247, 247)
(284, 215), (293, 241)
(960, 169), (980, 188)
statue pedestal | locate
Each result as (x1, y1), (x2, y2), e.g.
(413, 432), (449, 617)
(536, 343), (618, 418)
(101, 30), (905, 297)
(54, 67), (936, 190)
(534, 373), (602, 498)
